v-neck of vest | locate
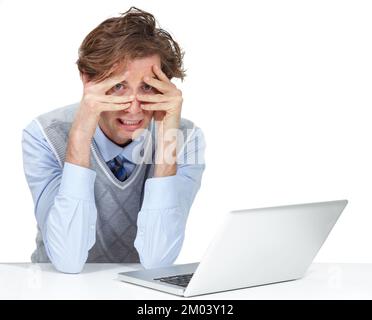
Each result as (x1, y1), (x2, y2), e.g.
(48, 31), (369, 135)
(90, 120), (155, 189)
(91, 139), (147, 188)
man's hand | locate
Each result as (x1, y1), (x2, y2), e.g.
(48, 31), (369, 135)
(66, 72), (135, 168)
(136, 65), (183, 177)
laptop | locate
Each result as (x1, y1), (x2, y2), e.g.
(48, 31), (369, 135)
(118, 199), (348, 297)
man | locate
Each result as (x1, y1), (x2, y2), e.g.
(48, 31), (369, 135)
(22, 7), (205, 274)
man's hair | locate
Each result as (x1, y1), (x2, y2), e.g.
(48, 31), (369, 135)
(76, 7), (186, 83)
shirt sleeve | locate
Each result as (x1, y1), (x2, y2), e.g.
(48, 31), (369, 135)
(22, 120), (97, 273)
(134, 126), (206, 269)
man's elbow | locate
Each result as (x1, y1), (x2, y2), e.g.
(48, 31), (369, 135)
(51, 256), (86, 274)
(140, 253), (178, 270)
(141, 259), (171, 270)
(135, 236), (183, 269)
(43, 234), (90, 274)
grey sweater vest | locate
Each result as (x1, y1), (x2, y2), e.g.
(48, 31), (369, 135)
(31, 102), (195, 263)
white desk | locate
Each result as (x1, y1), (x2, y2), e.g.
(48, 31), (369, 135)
(0, 263), (371, 299)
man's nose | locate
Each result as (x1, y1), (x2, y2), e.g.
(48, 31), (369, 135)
(127, 95), (142, 114)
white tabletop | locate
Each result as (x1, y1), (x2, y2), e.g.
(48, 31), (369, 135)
(0, 263), (371, 299)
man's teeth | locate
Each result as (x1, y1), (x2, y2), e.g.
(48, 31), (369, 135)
(122, 120), (141, 125)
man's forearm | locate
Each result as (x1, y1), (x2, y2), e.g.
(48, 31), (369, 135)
(43, 163), (97, 273)
(134, 176), (185, 269)
(65, 127), (93, 168)
(154, 121), (178, 177)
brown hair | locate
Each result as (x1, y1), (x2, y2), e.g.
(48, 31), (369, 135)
(76, 7), (186, 83)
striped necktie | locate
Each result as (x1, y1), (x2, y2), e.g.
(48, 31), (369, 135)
(107, 154), (128, 182)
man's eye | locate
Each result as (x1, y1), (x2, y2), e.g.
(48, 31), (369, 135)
(143, 84), (153, 92)
(113, 83), (125, 91)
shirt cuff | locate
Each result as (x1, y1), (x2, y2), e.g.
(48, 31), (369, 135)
(141, 175), (180, 210)
(59, 162), (96, 201)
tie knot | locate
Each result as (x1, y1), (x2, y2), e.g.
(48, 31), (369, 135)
(114, 154), (124, 166)
(107, 154), (128, 182)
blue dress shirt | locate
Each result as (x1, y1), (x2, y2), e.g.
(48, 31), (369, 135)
(22, 119), (205, 273)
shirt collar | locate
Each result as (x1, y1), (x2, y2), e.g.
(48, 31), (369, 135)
(93, 125), (149, 164)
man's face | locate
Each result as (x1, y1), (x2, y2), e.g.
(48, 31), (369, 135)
(98, 54), (161, 146)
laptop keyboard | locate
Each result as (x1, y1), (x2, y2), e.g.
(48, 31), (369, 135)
(154, 273), (194, 288)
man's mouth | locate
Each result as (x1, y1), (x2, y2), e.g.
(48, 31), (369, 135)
(117, 118), (143, 131)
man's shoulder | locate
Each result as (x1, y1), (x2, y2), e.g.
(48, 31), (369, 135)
(178, 117), (205, 149)
(24, 102), (79, 130)
(35, 102), (79, 124)
(180, 117), (204, 134)
(179, 117), (204, 136)
(179, 117), (194, 129)
(23, 102), (80, 148)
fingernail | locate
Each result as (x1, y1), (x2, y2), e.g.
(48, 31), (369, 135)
(129, 95), (135, 99)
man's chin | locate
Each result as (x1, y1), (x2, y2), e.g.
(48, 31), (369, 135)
(113, 128), (145, 143)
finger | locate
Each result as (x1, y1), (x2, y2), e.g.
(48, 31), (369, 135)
(136, 94), (169, 103)
(97, 94), (135, 104)
(99, 102), (131, 112)
(87, 71), (131, 93)
(143, 76), (172, 93)
(140, 102), (173, 111)
(153, 64), (171, 83)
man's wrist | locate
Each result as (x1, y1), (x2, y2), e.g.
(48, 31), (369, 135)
(154, 163), (177, 177)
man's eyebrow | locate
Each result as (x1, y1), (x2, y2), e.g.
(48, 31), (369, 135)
(118, 78), (155, 85)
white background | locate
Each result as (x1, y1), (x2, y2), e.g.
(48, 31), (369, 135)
(0, 0), (371, 263)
